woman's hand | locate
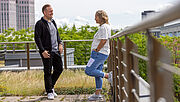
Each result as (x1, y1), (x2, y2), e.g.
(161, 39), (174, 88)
(93, 48), (100, 52)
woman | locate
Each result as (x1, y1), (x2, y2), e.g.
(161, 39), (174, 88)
(85, 10), (112, 101)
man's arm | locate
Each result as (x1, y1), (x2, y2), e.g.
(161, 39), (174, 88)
(34, 22), (45, 53)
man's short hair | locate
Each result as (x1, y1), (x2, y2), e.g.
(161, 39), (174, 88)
(42, 4), (51, 14)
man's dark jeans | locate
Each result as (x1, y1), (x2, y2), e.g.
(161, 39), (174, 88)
(41, 51), (63, 93)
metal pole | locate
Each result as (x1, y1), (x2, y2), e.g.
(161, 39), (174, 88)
(63, 42), (67, 69)
(27, 43), (30, 70)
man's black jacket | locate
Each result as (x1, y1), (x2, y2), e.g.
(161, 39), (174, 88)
(35, 17), (62, 53)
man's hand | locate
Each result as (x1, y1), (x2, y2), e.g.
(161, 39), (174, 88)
(42, 50), (50, 58)
(59, 44), (63, 54)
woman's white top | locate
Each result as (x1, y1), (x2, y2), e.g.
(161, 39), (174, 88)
(91, 23), (111, 55)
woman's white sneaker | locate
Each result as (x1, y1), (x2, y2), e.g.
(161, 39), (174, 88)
(88, 93), (103, 101)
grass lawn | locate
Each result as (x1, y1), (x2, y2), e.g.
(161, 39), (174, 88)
(0, 69), (110, 96)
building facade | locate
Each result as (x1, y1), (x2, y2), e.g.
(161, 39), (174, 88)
(142, 10), (180, 37)
(0, 0), (34, 33)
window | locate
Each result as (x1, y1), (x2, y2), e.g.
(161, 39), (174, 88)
(4, 3), (6, 10)
(1, 3), (3, 11)
(27, 6), (29, 13)
(22, 6), (24, 13)
(19, 6), (21, 13)
(7, 13), (9, 27)
(24, 6), (27, 13)
(1, 13), (3, 23)
(7, 3), (8, 11)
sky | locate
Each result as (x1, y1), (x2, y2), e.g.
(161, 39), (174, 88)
(35, 0), (178, 29)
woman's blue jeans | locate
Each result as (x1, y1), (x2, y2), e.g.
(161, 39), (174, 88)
(85, 51), (108, 90)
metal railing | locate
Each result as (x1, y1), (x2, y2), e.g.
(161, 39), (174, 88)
(0, 40), (93, 70)
(108, 1), (180, 102)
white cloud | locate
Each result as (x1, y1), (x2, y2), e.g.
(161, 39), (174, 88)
(55, 18), (70, 27)
(122, 10), (135, 15)
(74, 16), (88, 23)
(157, 3), (174, 11)
(35, 12), (43, 22)
(55, 16), (92, 28)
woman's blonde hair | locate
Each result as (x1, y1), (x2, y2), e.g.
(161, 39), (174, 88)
(95, 10), (109, 25)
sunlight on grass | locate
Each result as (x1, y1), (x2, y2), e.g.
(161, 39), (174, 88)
(0, 61), (4, 67)
(0, 70), (109, 96)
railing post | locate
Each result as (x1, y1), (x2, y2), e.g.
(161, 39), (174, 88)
(108, 40), (113, 72)
(117, 38), (124, 102)
(13, 43), (15, 54)
(26, 43), (30, 70)
(108, 39), (114, 102)
(63, 42), (67, 69)
(146, 30), (173, 102)
(4, 44), (7, 54)
(125, 37), (134, 102)
(131, 39), (139, 102)
(111, 39), (116, 102)
(113, 39), (119, 102)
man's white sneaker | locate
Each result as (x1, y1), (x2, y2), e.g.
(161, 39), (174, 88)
(52, 88), (57, 97)
(47, 93), (54, 100)
(108, 71), (113, 86)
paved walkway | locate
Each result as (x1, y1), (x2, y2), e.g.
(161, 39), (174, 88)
(0, 95), (107, 102)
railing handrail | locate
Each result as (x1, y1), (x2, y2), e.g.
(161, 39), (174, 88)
(0, 40), (93, 44)
(0, 41), (35, 44)
(111, 1), (180, 39)
(63, 39), (93, 42)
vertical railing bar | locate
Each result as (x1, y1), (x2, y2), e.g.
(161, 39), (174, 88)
(111, 39), (115, 102)
(132, 41), (139, 102)
(110, 39), (114, 102)
(26, 43), (30, 70)
(125, 36), (134, 102)
(13, 43), (15, 54)
(114, 39), (119, 102)
(63, 42), (67, 69)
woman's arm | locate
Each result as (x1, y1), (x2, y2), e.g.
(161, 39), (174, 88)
(94, 39), (107, 52)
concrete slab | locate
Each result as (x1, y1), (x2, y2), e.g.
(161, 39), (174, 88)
(0, 95), (107, 102)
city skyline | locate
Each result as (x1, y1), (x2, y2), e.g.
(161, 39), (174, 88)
(0, 0), (35, 33)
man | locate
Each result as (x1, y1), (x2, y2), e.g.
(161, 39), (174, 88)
(34, 4), (63, 100)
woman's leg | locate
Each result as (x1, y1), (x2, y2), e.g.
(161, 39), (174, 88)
(85, 51), (108, 78)
(95, 64), (104, 95)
